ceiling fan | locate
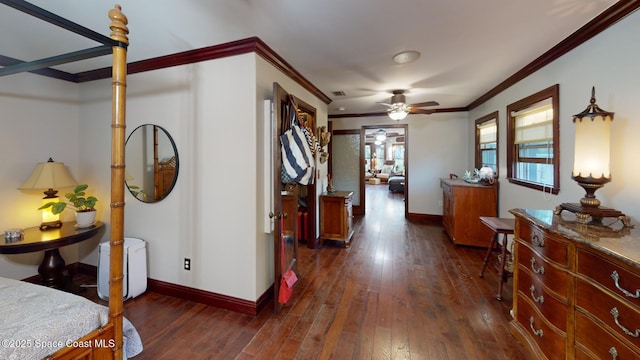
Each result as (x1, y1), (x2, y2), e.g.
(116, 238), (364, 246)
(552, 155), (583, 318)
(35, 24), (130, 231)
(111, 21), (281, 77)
(378, 90), (439, 120)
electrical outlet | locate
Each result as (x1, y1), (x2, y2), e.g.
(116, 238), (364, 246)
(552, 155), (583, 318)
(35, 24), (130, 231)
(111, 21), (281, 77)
(184, 258), (191, 271)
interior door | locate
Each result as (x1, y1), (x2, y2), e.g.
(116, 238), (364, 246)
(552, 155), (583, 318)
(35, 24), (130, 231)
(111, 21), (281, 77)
(271, 82), (299, 314)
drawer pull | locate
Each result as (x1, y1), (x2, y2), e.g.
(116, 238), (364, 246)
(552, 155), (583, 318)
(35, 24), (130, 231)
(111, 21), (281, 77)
(609, 347), (618, 360)
(530, 257), (545, 274)
(531, 232), (544, 247)
(610, 307), (640, 338)
(530, 285), (544, 303)
(529, 317), (544, 337)
(611, 271), (640, 298)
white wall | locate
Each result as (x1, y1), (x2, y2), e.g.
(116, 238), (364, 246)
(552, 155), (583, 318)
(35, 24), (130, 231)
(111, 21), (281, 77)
(0, 51), (328, 303)
(0, 73), (84, 279)
(469, 9), (640, 224)
(75, 52), (328, 302)
(330, 112), (468, 215)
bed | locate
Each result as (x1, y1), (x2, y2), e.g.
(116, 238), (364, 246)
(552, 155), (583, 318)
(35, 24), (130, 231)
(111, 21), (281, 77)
(0, 2), (135, 359)
(0, 277), (142, 359)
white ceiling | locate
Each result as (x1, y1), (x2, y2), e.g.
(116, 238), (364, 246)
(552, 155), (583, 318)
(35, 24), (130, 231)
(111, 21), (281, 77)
(0, 0), (618, 115)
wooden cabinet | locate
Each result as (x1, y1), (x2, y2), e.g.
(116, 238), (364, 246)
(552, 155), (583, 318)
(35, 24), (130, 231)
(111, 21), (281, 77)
(440, 178), (497, 247)
(320, 191), (354, 248)
(510, 208), (640, 359)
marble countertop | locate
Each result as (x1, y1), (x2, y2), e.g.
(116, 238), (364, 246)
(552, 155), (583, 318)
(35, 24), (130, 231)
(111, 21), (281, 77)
(510, 208), (640, 270)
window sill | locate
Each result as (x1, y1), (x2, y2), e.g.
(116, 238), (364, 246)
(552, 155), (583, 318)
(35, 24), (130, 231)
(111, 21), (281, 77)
(507, 178), (559, 195)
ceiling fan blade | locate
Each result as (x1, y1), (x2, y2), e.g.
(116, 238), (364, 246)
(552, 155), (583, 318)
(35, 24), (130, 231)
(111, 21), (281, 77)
(409, 100), (439, 108)
(377, 102), (393, 107)
(410, 108), (436, 115)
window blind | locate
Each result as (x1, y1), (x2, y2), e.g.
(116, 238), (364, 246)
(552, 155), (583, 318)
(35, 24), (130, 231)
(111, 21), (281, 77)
(478, 119), (497, 144)
(513, 102), (553, 144)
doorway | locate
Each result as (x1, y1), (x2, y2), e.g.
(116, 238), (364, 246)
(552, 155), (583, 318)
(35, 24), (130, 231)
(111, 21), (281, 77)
(361, 124), (408, 218)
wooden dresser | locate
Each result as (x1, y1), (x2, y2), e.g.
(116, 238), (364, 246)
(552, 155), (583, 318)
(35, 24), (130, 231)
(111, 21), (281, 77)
(320, 191), (354, 248)
(510, 209), (640, 359)
(440, 178), (497, 247)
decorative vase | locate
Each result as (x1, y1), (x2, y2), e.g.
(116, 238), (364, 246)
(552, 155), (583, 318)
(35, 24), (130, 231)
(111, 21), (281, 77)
(75, 210), (97, 228)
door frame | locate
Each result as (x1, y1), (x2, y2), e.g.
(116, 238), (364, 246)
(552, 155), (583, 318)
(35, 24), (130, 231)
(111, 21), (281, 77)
(361, 124), (409, 218)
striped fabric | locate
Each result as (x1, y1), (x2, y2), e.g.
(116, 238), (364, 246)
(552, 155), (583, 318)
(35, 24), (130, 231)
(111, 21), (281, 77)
(281, 125), (314, 185)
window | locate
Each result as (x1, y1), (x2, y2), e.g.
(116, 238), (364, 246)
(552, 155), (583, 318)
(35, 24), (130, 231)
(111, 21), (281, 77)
(507, 84), (559, 194)
(364, 144), (371, 171)
(365, 143), (385, 171)
(475, 111), (498, 175)
(392, 144), (405, 174)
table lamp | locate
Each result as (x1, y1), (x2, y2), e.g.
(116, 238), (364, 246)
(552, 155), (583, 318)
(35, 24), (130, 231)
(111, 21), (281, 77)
(555, 87), (631, 226)
(18, 158), (78, 230)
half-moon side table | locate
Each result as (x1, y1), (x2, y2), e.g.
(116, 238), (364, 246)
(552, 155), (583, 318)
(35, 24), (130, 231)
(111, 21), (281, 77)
(1, 221), (104, 290)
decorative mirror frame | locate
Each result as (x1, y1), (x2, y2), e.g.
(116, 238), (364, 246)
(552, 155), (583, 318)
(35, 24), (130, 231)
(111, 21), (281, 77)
(125, 124), (179, 203)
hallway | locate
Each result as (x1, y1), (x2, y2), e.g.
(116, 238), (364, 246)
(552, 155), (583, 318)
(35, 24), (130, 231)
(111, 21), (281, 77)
(78, 182), (526, 359)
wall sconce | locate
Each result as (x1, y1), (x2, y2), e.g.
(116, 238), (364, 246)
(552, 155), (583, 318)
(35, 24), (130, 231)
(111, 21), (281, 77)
(555, 87), (631, 226)
(18, 158), (78, 230)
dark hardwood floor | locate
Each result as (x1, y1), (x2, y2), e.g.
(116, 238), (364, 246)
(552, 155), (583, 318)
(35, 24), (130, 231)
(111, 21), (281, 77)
(77, 183), (527, 359)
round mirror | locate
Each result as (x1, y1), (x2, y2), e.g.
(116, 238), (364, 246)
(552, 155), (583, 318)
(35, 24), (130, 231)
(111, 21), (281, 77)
(125, 124), (179, 203)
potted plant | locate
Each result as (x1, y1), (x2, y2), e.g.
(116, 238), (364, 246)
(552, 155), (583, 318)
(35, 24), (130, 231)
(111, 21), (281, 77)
(39, 184), (98, 228)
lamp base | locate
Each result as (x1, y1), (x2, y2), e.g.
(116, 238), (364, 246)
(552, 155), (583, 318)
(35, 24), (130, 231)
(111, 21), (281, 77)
(40, 220), (63, 231)
(555, 203), (632, 227)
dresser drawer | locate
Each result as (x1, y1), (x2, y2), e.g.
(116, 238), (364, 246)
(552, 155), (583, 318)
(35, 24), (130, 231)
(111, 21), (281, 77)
(518, 267), (567, 331)
(516, 294), (567, 359)
(576, 278), (640, 349)
(577, 248), (640, 308)
(518, 242), (569, 298)
(575, 311), (640, 360)
(516, 221), (569, 266)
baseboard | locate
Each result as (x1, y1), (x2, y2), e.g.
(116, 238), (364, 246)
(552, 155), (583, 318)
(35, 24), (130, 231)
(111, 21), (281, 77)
(407, 213), (442, 224)
(76, 263), (273, 316)
(147, 278), (273, 316)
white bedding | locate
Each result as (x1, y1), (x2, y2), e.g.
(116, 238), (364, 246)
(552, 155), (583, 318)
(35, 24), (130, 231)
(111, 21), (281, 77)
(0, 277), (142, 359)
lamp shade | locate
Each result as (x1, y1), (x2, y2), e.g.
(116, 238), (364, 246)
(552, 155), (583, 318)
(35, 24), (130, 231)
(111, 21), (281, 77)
(388, 108), (408, 121)
(571, 87), (613, 181)
(18, 158), (78, 191)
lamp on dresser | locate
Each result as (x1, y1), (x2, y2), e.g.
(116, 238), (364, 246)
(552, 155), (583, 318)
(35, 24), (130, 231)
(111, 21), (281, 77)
(555, 87), (631, 226)
(18, 158), (78, 230)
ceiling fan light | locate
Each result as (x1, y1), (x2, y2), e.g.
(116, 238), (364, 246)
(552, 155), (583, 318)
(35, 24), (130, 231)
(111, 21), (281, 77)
(393, 50), (421, 64)
(388, 108), (408, 121)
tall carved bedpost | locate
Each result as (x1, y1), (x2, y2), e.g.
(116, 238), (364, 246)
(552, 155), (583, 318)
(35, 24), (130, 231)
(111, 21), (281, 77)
(109, 5), (128, 359)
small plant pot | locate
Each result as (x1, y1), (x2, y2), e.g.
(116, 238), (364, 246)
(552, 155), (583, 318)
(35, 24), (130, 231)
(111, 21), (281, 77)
(76, 210), (97, 228)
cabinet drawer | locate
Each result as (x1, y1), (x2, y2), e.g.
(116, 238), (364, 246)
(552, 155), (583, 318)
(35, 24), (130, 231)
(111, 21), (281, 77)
(576, 278), (640, 349)
(517, 267), (567, 331)
(576, 311), (640, 360)
(516, 221), (568, 266)
(515, 294), (567, 359)
(518, 242), (568, 298)
(578, 248), (640, 308)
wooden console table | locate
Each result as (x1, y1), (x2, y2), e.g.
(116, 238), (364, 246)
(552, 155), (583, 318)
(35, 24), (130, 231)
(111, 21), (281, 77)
(1, 221), (104, 290)
(320, 191), (354, 248)
(440, 178), (498, 247)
